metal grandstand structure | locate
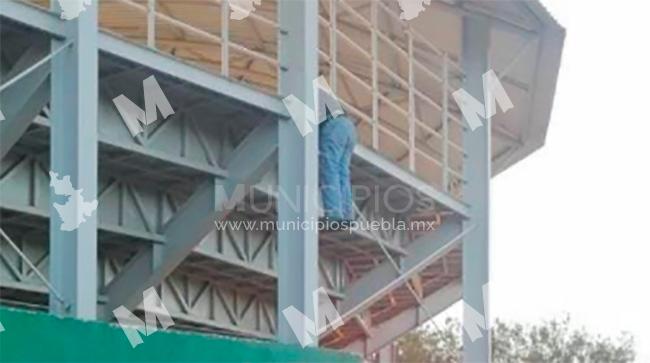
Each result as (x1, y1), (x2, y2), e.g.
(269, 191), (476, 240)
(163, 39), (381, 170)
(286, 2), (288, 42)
(0, 0), (564, 361)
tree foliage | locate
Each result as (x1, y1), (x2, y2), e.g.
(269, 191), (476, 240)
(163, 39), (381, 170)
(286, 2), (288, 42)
(396, 316), (635, 363)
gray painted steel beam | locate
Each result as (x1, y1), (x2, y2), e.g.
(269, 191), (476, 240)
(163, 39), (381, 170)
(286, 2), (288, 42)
(31, 116), (228, 179)
(48, 1), (99, 319)
(101, 122), (278, 317)
(0, 1), (65, 38)
(461, 16), (492, 363)
(276, 0), (320, 346)
(354, 145), (470, 218)
(98, 34), (288, 119)
(0, 47), (50, 159)
(336, 217), (467, 325)
(344, 281), (462, 357)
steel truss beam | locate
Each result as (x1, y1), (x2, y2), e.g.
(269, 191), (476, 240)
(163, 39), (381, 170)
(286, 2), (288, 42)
(344, 281), (461, 357)
(0, 235), (278, 339)
(101, 122), (278, 318)
(0, 151), (342, 302)
(29, 108), (228, 179)
(334, 217), (469, 325)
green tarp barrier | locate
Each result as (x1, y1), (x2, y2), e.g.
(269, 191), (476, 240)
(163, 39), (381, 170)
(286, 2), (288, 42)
(0, 307), (359, 363)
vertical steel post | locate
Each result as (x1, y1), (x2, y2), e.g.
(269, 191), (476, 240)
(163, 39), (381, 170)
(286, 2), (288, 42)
(329, 0), (337, 91)
(370, 0), (379, 150)
(442, 54), (449, 192)
(277, 0), (319, 346)
(49, 0), (99, 319)
(461, 16), (491, 363)
(407, 30), (415, 172)
(221, 0), (230, 77)
(147, 0), (156, 48)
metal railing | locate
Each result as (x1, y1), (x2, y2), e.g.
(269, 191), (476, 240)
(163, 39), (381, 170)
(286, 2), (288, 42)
(319, 0), (466, 197)
(24, 0), (465, 198)
(110, 0), (280, 92)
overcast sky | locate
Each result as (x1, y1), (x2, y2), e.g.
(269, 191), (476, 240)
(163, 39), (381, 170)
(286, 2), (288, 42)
(436, 0), (650, 361)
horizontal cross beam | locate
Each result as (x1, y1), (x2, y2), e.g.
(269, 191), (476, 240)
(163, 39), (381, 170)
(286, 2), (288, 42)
(334, 216), (470, 326)
(344, 280), (461, 357)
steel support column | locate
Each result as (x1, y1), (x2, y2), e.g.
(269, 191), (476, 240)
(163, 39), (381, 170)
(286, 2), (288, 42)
(48, 1), (99, 318)
(461, 16), (492, 362)
(277, 0), (319, 346)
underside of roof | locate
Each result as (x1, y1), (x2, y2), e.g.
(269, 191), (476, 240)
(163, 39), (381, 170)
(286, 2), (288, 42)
(409, 0), (566, 175)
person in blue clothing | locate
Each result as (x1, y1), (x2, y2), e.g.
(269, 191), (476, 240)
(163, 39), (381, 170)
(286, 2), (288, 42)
(319, 111), (357, 222)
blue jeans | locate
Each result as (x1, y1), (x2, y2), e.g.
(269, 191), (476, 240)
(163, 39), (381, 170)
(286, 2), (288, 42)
(319, 115), (357, 220)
